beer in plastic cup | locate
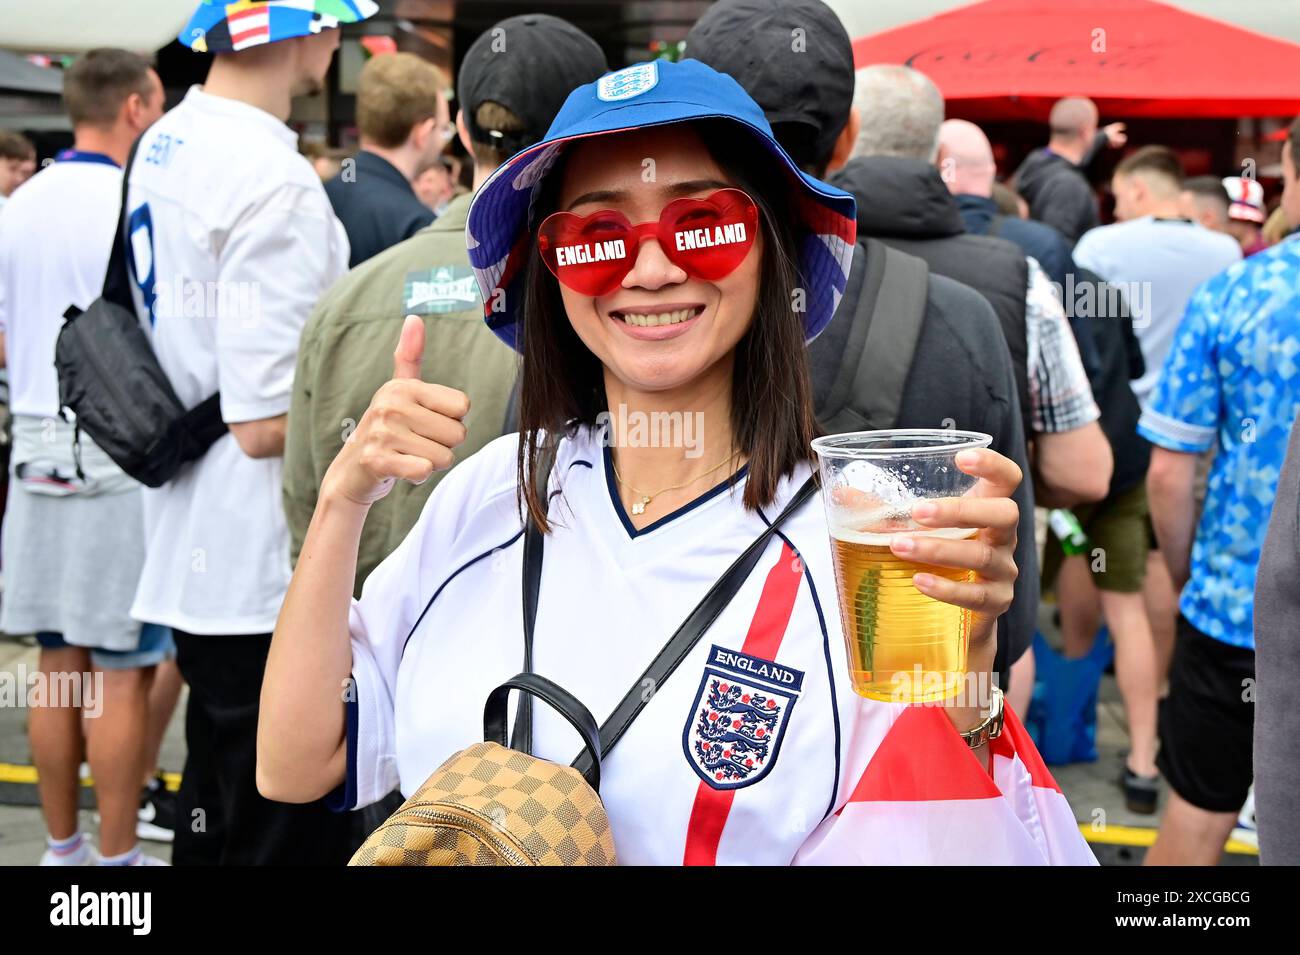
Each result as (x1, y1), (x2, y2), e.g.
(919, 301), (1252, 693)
(810, 430), (991, 703)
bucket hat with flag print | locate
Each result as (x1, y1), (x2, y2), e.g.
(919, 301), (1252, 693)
(179, 0), (379, 54)
(465, 58), (858, 352)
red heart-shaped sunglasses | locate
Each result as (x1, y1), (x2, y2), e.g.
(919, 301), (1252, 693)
(536, 188), (759, 296)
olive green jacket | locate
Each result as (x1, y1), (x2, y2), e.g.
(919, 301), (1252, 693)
(283, 192), (516, 596)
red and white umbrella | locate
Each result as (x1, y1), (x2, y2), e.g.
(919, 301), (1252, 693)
(851, 0), (1300, 119)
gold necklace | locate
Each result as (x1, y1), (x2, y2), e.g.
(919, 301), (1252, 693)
(612, 452), (738, 516)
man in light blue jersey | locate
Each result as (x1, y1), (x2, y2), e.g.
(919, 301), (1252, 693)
(1141, 117), (1300, 865)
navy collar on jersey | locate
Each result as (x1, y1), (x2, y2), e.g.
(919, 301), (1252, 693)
(55, 149), (120, 168)
(602, 442), (749, 539)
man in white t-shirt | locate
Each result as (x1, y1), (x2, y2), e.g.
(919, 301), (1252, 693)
(0, 50), (166, 866)
(125, 1), (370, 864)
(1074, 146), (1242, 410)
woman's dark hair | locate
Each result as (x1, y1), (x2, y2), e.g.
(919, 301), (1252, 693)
(516, 120), (819, 532)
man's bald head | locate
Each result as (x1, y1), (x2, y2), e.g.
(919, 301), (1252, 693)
(937, 119), (996, 197)
(1049, 97), (1099, 146)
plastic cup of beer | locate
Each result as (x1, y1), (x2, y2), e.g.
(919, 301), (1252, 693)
(810, 430), (991, 704)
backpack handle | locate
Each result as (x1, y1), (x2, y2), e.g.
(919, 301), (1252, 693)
(484, 673), (602, 791)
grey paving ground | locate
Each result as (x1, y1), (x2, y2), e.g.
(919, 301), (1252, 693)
(0, 634), (182, 865)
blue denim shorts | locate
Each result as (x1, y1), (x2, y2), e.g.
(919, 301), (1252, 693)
(35, 624), (175, 671)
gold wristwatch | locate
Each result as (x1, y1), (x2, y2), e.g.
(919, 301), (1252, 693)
(960, 686), (1005, 749)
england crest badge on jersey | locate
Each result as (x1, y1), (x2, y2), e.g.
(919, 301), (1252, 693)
(683, 645), (803, 790)
(597, 62), (658, 102)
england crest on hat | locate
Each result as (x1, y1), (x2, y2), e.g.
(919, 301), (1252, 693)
(597, 63), (659, 102)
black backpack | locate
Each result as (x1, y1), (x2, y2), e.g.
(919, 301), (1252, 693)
(815, 238), (928, 433)
(54, 139), (227, 488)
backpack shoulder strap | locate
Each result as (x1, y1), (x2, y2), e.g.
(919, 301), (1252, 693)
(102, 136), (143, 311)
(987, 213), (1007, 239)
(512, 437), (557, 752)
(820, 238), (929, 433)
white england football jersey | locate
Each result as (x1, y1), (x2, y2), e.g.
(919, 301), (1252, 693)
(125, 86), (349, 634)
(337, 427), (1095, 866)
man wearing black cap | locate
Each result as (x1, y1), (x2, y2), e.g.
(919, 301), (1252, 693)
(685, 0), (858, 178)
(283, 14), (608, 597)
(687, 0), (1042, 699)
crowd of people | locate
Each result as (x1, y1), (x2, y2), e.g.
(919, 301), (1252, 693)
(0, 0), (1296, 867)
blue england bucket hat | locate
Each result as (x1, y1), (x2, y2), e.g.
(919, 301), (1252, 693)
(465, 58), (857, 351)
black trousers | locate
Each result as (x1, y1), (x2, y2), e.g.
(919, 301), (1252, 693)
(172, 630), (356, 865)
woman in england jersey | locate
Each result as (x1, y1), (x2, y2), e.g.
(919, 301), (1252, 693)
(260, 60), (1095, 865)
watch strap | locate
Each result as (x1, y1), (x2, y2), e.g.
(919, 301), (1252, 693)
(960, 686), (1005, 749)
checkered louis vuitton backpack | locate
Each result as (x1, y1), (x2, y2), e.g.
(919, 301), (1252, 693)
(349, 462), (819, 866)
(349, 673), (617, 866)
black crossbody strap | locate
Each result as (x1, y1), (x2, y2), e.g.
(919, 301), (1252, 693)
(486, 673), (602, 791)
(569, 474), (819, 779)
(102, 137), (142, 312)
(510, 439), (556, 753)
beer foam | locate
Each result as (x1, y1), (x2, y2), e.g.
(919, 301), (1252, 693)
(826, 460), (977, 544)
(829, 524), (977, 545)
(836, 460), (916, 505)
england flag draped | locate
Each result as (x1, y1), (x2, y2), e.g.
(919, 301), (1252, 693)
(795, 704), (1098, 865)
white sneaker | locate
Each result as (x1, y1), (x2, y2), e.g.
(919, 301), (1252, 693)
(92, 774), (177, 844)
(1231, 784), (1259, 850)
(40, 839), (100, 866)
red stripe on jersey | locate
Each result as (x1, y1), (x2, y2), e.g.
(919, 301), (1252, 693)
(741, 540), (804, 662)
(846, 704), (1001, 803)
(682, 540), (803, 865)
(682, 786), (735, 865)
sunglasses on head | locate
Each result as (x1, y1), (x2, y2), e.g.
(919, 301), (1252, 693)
(536, 188), (759, 296)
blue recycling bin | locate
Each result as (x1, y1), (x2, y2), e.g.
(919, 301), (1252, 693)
(1024, 628), (1114, 765)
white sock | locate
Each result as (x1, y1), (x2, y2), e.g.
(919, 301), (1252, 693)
(47, 832), (84, 854)
(99, 845), (143, 866)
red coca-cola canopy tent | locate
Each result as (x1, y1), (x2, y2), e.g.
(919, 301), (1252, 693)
(852, 0), (1300, 119)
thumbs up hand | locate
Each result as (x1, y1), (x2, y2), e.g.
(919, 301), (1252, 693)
(322, 315), (471, 507)
(391, 310), (427, 380)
